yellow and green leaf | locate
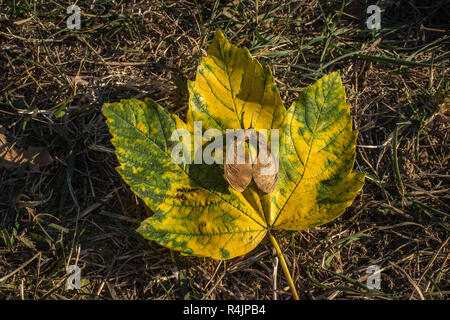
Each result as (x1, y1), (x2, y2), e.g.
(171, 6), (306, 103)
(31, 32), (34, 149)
(103, 98), (266, 259)
(102, 30), (365, 261)
(270, 72), (365, 229)
(187, 30), (285, 134)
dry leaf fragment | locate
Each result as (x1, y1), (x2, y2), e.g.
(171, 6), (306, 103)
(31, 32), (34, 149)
(0, 127), (53, 170)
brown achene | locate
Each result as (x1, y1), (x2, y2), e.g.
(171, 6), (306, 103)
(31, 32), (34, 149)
(224, 113), (278, 193)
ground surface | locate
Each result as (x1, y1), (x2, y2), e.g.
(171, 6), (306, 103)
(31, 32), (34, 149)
(0, 0), (448, 300)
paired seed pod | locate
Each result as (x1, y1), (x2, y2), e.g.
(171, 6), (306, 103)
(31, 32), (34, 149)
(224, 128), (278, 193)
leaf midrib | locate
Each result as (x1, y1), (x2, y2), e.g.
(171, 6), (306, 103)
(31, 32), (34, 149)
(217, 39), (244, 128)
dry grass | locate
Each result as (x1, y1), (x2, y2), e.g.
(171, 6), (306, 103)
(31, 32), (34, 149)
(0, 0), (448, 300)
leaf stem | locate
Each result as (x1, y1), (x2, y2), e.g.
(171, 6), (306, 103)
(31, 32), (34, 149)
(268, 233), (299, 300)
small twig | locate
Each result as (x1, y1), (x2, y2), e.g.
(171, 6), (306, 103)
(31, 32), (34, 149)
(390, 262), (425, 300)
(410, 238), (449, 299)
(272, 247), (279, 300)
(393, 125), (405, 197)
(0, 252), (41, 283)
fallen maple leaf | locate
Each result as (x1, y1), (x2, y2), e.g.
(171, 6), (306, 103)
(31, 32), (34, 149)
(102, 30), (365, 299)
